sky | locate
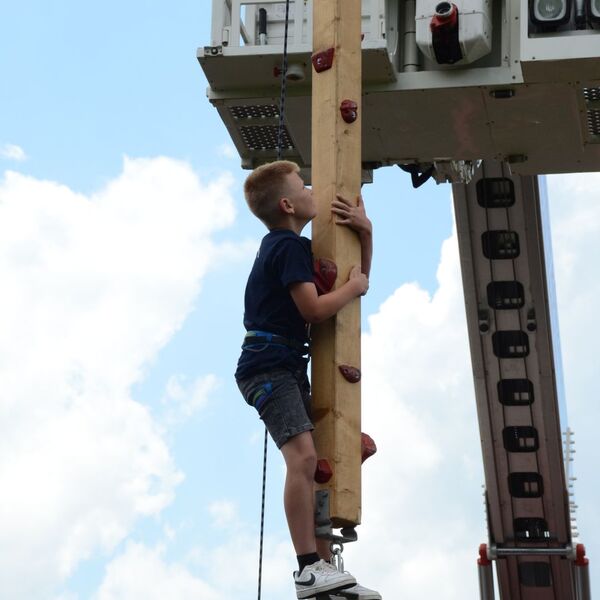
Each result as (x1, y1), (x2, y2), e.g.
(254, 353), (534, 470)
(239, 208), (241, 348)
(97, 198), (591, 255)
(0, 2), (598, 599)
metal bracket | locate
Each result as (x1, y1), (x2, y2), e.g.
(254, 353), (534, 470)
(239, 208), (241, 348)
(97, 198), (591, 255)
(330, 542), (345, 573)
(314, 490), (358, 545)
(488, 544), (576, 559)
(203, 45), (223, 57)
(433, 159), (476, 184)
(478, 542), (592, 600)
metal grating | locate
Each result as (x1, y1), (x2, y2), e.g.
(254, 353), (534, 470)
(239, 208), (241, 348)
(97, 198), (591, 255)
(230, 104), (279, 120)
(239, 125), (294, 150)
(583, 87), (600, 103)
(583, 87), (600, 141)
(587, 110), (600, 137)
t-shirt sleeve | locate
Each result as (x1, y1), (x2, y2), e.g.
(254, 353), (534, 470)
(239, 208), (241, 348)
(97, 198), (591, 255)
(271, 237), (314, 289)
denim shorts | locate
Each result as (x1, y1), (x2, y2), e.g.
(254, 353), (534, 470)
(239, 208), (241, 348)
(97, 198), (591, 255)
(237, 368), (314, 449)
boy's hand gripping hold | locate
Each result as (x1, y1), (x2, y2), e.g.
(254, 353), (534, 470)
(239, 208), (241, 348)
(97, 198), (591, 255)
(331, 194), (372, 238)
(332, 193), (373, 279)
(348, 265), (369, 296)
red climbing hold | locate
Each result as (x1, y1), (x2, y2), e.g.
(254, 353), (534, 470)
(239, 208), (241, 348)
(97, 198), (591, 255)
(340, 99), (358, 124)
(315, 458), (333, 483)
(339, 365), (361, 383)
(312, 48), (335, 73)
(361, 433), (377, 463)
(314, 258), (337, 295)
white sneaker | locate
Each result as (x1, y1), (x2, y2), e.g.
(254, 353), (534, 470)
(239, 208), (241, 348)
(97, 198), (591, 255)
(330, 582), (382, 599)
(294, 559), (356, 599)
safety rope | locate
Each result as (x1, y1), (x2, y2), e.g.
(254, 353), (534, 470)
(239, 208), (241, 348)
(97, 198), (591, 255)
(257, 2), (291, 599)
(276, 0), (292, 161)
(257, 426), (269, 600)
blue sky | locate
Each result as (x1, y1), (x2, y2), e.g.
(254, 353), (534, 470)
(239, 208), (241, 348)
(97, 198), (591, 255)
(0, 2), (598, 599)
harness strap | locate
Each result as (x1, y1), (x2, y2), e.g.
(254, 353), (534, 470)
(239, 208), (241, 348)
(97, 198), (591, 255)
(244, 330), (309, 354)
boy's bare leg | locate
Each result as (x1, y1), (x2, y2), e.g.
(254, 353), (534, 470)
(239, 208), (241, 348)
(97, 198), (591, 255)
(280, 431), (319, 556)
(316, 536), (332, 561)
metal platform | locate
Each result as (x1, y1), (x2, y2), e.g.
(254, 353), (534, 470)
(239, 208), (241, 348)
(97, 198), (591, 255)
(199, 1), (600, 179)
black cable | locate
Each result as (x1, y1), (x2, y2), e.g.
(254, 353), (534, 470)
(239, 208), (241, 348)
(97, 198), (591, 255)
(257, 426), (269, 600)
(258, 3), (291, 599)
(276, 0), (292, 160)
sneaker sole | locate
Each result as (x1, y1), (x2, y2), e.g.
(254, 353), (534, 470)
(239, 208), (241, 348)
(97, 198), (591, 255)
(329, 592), (382, 600)
(296, 577), (356, 599)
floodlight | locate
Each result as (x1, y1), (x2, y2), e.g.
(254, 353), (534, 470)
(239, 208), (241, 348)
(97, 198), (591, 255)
(416, 0), (492, 66)
(587, 0), (600, 20)
(530, 0), (572, 27)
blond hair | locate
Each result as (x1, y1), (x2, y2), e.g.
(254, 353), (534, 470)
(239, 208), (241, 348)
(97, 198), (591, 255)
(244, 160), (300, 227)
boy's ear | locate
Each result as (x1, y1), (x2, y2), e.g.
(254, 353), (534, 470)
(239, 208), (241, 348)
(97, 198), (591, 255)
(279, 197), (294, 214)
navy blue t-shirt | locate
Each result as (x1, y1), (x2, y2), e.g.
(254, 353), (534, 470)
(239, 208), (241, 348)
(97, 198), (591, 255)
(235, 229), (314, 380)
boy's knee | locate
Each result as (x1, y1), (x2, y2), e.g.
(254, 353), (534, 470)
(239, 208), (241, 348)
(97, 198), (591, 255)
(286, 445), (317, 478)
(297, 451), (317, 480)
(282, 431), (317, 476)
(302, 447), (317, 470)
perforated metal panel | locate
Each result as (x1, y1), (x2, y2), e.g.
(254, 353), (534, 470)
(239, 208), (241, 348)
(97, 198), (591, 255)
(239, 124), (294, 150)
(583, 87), (600, 142)
(229, 104), (280, 119)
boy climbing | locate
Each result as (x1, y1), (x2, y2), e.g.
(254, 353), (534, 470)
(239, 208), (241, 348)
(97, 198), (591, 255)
(235, 160), (380, 599)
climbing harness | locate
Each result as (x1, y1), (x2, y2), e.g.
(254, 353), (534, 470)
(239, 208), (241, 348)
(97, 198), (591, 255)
(244, 330), (310, 355)
(256, 3), (291, 600)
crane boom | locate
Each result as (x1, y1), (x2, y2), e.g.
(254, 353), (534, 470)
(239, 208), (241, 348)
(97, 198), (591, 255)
(452, 161), (590, 599)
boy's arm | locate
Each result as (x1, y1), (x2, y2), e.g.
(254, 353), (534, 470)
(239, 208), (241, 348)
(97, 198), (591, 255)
(331, 194), (373, 277)
(289, 266), (368, 324)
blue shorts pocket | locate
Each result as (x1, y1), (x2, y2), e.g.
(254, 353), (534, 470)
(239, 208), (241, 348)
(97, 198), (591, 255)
(249, 381), (273, 413)
(238, 376), (274, 414)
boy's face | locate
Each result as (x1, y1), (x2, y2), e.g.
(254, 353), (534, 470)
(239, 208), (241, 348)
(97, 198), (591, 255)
(284, 172), (316, 222)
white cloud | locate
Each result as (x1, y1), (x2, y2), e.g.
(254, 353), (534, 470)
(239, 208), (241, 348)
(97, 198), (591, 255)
(342, 174), (600, 598)
(13, 164), (592, 600)
(170, 173), (599, 600)
(546, 173), (600, 588)
(98, 171), (596, 600)
(1, 142), (27, 161)
(94, 502), (298, 600)
(0, 157), (237, 598)
(203, 533), (294, 597)
(187, 517), (295, 598)
(343, 224), (485, 599)
(207, 499), (239, 529)
(162, 373), (219, 425)
(53, 593), (79, 600)
(217, 143), (237, 159)
(95, 542), (219, 600)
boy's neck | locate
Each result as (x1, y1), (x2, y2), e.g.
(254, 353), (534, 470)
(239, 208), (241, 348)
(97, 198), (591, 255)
(270, 216), (311, 236)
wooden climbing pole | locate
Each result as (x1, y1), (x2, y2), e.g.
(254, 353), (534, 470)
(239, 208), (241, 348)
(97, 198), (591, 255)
(310, 0), (363, 529)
